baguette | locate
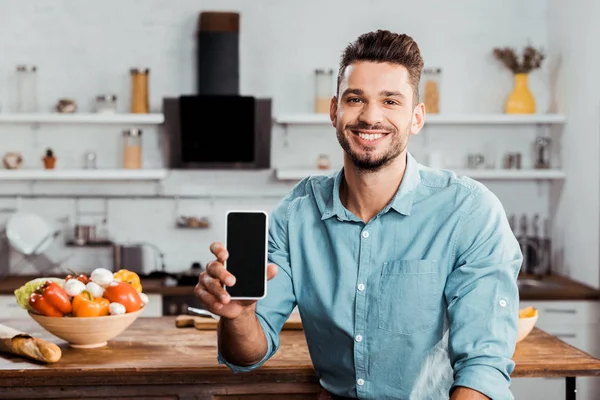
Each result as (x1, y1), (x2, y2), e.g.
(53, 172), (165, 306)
(0, 334), (62, 363)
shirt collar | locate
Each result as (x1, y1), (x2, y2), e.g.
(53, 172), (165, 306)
(320, 152), (421, 221)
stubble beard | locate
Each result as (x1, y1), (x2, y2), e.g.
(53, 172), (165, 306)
(336, 120), (410, 173)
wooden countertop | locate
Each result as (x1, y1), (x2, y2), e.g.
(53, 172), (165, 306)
(1, 317), (600, 387)
(1, 273), (599, 300)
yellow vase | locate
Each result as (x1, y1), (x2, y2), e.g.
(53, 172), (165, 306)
(505, 73), (535, 114)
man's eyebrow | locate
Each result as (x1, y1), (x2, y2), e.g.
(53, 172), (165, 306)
(381, 90), (405, 99)
(341, 88), (406, 99)
(341, 88), (363, 97)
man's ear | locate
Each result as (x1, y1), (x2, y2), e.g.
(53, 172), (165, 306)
(410, 102), (426, 135)
(330, 96), (338, 128)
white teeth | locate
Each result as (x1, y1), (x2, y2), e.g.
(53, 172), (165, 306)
(359, 133), (384, 141)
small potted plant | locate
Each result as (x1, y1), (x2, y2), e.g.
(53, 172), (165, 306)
(493, 46), (545, 114)
(42, 148), (56, 169)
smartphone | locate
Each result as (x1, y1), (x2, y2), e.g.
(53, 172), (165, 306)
(224, 210), (269, 300)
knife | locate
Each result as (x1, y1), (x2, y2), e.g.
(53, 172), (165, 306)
(187, 307), (220, 320)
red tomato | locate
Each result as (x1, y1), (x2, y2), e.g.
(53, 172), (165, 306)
(66, 274), (90, 284)
(102, 281), (143, 313)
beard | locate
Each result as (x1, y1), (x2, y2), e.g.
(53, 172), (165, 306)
(336, 119), (410, 173)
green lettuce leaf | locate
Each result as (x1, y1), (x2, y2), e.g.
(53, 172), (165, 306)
(14, 277), (65, 311)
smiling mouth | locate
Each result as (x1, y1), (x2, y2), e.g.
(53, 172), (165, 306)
(353, 131), (388, 142)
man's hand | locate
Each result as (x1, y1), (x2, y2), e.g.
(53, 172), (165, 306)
(450, 386), (490, 400)
(194, 241), (278, 320)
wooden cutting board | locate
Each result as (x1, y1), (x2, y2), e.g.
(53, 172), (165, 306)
(175, 313), (303, 330)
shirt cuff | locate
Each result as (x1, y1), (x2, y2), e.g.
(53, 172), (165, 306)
(452, 364), (514, 400)
(216, 314), (274, 373)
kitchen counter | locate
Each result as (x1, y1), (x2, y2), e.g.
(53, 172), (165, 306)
(1, 273), (599, 300)
(1, 317), (600, 400)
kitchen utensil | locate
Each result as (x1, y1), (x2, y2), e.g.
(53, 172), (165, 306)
(6, 212), (54, 255)
(176, 308), (303, 331)
(534, 136), (551, 169)
(529, 214), (541, 273)
(113, 241), (165, 274)
(113, 243), (144, 274)
(28, 308), (143, 349)
(187, 306), (220, 320)
(74, 224), (96, 245)
(467, 153), (485, 169)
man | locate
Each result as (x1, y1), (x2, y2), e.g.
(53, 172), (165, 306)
(195, 30), (522, 400)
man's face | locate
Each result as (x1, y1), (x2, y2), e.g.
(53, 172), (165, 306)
(330, 61), (423, 172)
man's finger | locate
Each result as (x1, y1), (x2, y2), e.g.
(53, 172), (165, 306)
(266, 263), (278, 281)
(209, 242), (228, 262)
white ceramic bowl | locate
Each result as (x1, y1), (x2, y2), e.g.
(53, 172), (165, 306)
(517, 313), (539, 342)
(28, 309), (143, 348)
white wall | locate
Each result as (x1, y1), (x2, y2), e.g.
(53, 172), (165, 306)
(547, 0), (600, 287)
(0, 0), (558, 276)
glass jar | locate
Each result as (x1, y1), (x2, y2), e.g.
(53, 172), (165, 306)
(314, 68), (334, 114)
(96, 94), (117, 114)
(316, 154), (331, 170)
(84, 151), (97, 169)
(130, 68), (149, 114)
(421, 67), (441, 114)
(16, 65), (38, 112)
(122, 129), (142, 169)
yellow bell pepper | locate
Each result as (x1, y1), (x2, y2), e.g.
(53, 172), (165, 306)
(72, 290), (110, 317)
(113, 269), (143, 293)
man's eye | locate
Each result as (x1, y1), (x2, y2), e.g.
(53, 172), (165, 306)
(384, 100), (399, 105)
(347, 98), (362, 103)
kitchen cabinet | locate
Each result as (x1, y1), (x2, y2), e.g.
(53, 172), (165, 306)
(510, 300), (600, 400)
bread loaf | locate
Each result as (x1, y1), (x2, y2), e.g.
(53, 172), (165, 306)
(1, 335), (62, 363)
(0, 323), (61, 363)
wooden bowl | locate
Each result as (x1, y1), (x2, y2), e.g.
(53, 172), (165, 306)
(517, 313), (539, 342)
(28, 309), (143, 349)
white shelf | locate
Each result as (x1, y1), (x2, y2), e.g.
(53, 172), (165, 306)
(0, 113), (164, 124)
(0, 169), (169, 181)
(274, 113), (566, 125)
(275, 168), (565, 181)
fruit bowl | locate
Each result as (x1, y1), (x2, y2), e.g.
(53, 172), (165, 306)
(28, 309), (143, 349)
(517, 306), (538, 343)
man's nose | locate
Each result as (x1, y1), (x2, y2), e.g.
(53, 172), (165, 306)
(358, 102), (384, 126)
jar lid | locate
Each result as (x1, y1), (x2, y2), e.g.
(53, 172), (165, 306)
(315, 68), (334, 74)
(123, 128), (142, 137)
(16, 65), (37, 72)
(97, 94), (117, 101)
(130, 67), (150, 74)
(423, 67), (442, 74)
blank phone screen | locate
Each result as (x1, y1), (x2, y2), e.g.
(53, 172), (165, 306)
(225, 211), (267, 298)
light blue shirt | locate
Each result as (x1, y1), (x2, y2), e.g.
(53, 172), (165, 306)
(218, 152), (522, 400)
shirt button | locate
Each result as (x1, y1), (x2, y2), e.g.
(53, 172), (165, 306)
(499, 299), (507, 307)
(357, 378), (365, 386)
(357, 283), (365, 291)
(362, 231), (369, 238)
(355, 334), (363, 342)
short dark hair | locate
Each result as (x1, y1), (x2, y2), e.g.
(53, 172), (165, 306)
(337, 30), (424, 107)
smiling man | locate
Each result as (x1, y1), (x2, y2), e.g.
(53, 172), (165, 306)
(196, 30), (522, 400)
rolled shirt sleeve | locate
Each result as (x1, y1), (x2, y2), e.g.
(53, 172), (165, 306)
(217, 191), (298, 372)
(444, 188), (522, 399)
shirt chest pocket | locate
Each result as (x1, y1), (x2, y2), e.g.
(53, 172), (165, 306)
(377, 259), (442, 335)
